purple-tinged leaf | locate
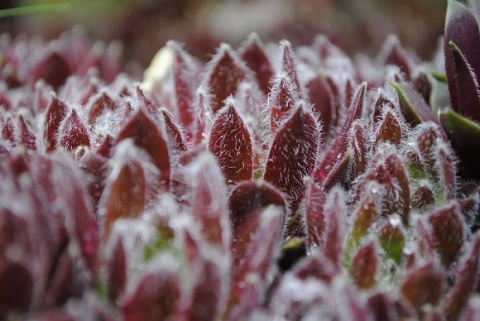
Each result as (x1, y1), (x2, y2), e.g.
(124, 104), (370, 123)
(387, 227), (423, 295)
(374, 110), (403, 148)
(435, 143), (457, 201)
(373, 93), (395, 124)
(439, 107), (480, 179)
(208, 100), (253, 184)
(191, 89), (213, 145)
(322, 187), (346, 272)
(314, 82), (367, 183)
(116, 109), (170, 186)
(385, 152), (411, 225)
(400, 261), (444, 313)
(291, 255), (336, 284)
(416, 218), (436, 259)
(264, 104), (319, 217)
(428, 203), (465, 267)
(168, 41), (197, 128)
(121, 270), (180, 321)
(304, 179), (327, 248)
(160, 108), (187, 159)
(382, 37), (413, 79)
(0, 262), (33, 313)
(306, 74), (334, 140)
(350, 241), (378, 289)
(101, 159), (145, 239)
(444, 236), (480, 321)
(106, 237), (127, 303)
(59, 109), (90, 152)
(322, 148), (352, 191)
(367, 292), (400, 321)
(269, 74), (299, 132)
(43, 94), (68, 153)
(96, 134), (114, 158)
(445, 0), (480, 123)
(350, 122), (368, 179)
(87, 92), (116, 125)
(279, 40), (303, 95)
(378, 217), (405, 265)
(43, 248), (75, 307)
(33, 51), (71, 89)
(391, 82), (439, 126)
(205, 44), (248, 114)
(424, 311), (447, 321)
(17, 115), (36, 150)
(413, 72), (432, 104)
(240, 33), (274, 96)
(416, 122), (443, 168)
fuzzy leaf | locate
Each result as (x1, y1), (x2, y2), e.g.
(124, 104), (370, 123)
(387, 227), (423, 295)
(43, 94), (68, 153)
(429, 203), (465, 267)
(445, 0), (480, 123)
(192, 90), (213, 145)
(391, 82), (438, 126)
(106, 237), (127, 303)
(87, 92), (116, 125)
(17, 115), (36, 150)
(307, 74), (334, 140)
(240, 34), (273, 95)
(383, 38), (412, 79)
(279, 40), (303, 95)
(378, 218), (405, 265)
(350, 122), (368, 179)
(116, 109), (170, 185)
(206, 44), (248, 114)
(291, 255), (336, 284)
(121, 270), (180, 321)
(374, 110), (403, 148)
(2, 117), (15, 145)
(444, 236), (480, 321)
(264, 104), (319, 216)
(322, 187), (346, 272)
(160, 108), (187, 159)
(304, 179), (327, 248)
(209, 100), (253, 184)
(350, 242), (378, 290)
(33, 52), (71, 89)
(59, 109), (90, 152)
(400, 261), (444, 313)
(269, 74), (299, 132)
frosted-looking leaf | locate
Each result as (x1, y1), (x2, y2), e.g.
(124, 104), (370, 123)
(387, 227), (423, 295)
(87, 92), (116, 125)
(279, 40), (303, 95)
(17, 115), (36, 150)
(121, 268), (180, 321)
(240, 33), (273, 96)
(101, 159), (146, 239)
(391, 82), (439, 125)
(322, 187), (346, 272)
(205, 44), (248, 114)
(269, 74), (299, 132)
(160, 108), (187, 160)
(306, 74), (335, 140)
(428, 203), (465, 267)
(412, 183), (436, 210)
(106, 236), (127, 303)
(33, 51), (71, 90)
(373, 93), (395, 124)
(264, 104), (319, 216)
(43, 94), (68, 153)
(2, 117), (15, 145)
(445, 0), (480, 123)
(58, 108), (90, 152)
(350, 122), (368, 179)
(378, 218), (405, 265)
(116, 108), (170, 186)
(191, 89), (213, 145)
(400, 261), (444, 313)
(350, 241), (378, 289)
(209, 99), (253, 185)
(434, 142), (457, 201)
(304, 179), (327, 248)
(444, 236), (480, 321)
(382, 36), (412, 79)
(374, 110), (403, 148)
(190, 151), (230, 251)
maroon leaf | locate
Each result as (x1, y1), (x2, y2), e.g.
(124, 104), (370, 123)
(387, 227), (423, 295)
(121, 270), (180, 321)
(428, 203), (465, 267)
(87, 92), (116, 125)
(279, 40), (303, 95)
(106, 237), (127, 303)
(59, 109), (90, 152)
(0, 262), (33, 313)
(160, 108), (187, 159)
(413, 72), (432, 104)
(382, 37), (412, 79)
(306, 74), (334, 140)
(304, 179), (327, 248)
(17, 115), (36, 150)
(205, 44), (248, 114)
(367, 292), (400, 321)
(391, 82), (439, 126)
(374, 110), (403, 148)
(350, 242), (378, 289)
(191, 89), (213, 145)
(400, 261), (444, 313)
(43, 94), (68, 153)
(264, 104), (319, 217)
(322, 187), (346, 272)
(33, 51), (71, 89)
(444, 236), (480, 321)
(240, 33), (274, 96)
(43, 249), (75, 307)
(445, 0), (480, 123)
(435, 143), (457, 201)
(384, 153), (411, 225)
(101, 159), (146, 239)
(2, 117), (15, 145)
(116, 108), (170, 186)
(291, 255), (336, 284)
(96, 134), (114, 158)
(373, 93), (395, 124)
(208, 99), (253, 184)
(269, 74), (300, 132)
(350, 122), (368, 179)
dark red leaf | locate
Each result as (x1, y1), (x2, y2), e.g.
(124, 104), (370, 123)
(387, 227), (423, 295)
(96, 134), (114, 158)
(428, 203), (465, 267)
(269, 74), (299, 132)
(208, 100), (253, 184)
(205, 44), (248, 114)
(391, 82), (439, 126)
(33, 52), (71, 89)
(160, 108), (187, 159)
(59, 109), (90, 152)
(191, 90), (213, 145)
(116, 109), (170, 186)
(17, 115), (36, 150)
(413, 72), (432, 104)
(444, 236), (480, 321)
(304, 180), (327, 248)
(87, 92), (116, 125)
(291, 255), (336, 284)
(382, 37), (412, 79)
(306, 74), (334, 140)
(374, 110), (403, 148)
(445, 0), (480, 123)
(121, 270), (180, 321)
(350, 242), (378, 290)
(106, 237), (127, 303)
(279, 40), (303, 95)
(435, 143), (457, 201)
(1, 117), (15, 145)
(350, 122), (368, 179)
(43, 249), (75, 307)
(0, 262), (33, 313)
(322, 187), (346, 272)
(367, 292), (400, 321)
(384, 153), (411, 225)
(264, 104), (319, 216)
(101, 160), (146, 239)
(400, 261), (444, 313)
(43, 94), (68, 153)
(240, 33), (273, 96)
(373, 93), (395, 124)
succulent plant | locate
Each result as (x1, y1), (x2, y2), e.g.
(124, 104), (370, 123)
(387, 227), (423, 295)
(0, 1), (480, 320)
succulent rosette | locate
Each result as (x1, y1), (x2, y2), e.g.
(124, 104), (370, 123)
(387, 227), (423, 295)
(1, 1), (480, 320)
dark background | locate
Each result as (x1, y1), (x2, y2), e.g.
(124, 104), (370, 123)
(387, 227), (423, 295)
(0, 0), (448, 67)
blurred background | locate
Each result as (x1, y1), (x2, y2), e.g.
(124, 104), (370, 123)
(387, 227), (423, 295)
(0, 0), (447, 68)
